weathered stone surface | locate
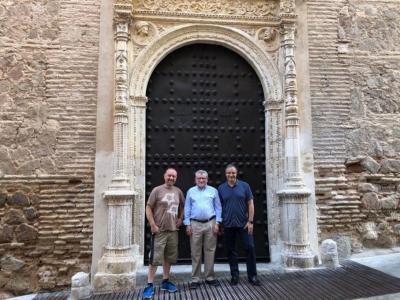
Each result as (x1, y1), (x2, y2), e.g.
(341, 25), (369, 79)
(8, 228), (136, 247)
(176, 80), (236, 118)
(331, 235), (351, 262)
(15, 224), (38, 242)
(0, 291), (14, 300)
(0, 255), (25, 272)
(0, 271), (11, 288)
(380, 194), (400, 209)
(23, 207), (38, 221)
(361, 192), (379, 209)
(71, 272), (90, 287)
(4, 208), (26, 225)
(71, 272), (92, 300)
(360, 156), (380, 174)
(6, 274), (31, 295)
(0, 193), (7, 207)
(379, 159), (400, 174)
(8, 192), (30, 207)
(320, 239), (340, 268)
(394, 224), (400, 235)
(358, 183), (377, 193)
(0, 225), (14, 243)
(37, 266), (57, 289)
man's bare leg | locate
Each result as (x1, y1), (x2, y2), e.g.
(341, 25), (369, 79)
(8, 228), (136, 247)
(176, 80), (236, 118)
(162, 257), (171, 280)
(147, 264), (157, 283)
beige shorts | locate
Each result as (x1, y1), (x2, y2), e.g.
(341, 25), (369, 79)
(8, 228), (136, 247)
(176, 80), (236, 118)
(149, 231), (178, 266)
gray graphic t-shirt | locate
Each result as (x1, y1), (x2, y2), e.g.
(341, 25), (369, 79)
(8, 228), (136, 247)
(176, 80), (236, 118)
(147, 184), (184, 231)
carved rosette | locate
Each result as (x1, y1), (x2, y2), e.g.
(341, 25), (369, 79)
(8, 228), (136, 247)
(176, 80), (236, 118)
(277, 2), (317, 268)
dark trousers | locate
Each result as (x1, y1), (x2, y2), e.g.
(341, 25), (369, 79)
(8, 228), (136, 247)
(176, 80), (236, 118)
(224, 227), (257, 280)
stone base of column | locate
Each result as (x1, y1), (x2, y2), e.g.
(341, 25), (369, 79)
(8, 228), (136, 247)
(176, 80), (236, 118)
(93, 247), (139, 294)
(282, 247), (318, 269)
(93, 272), (136, 294)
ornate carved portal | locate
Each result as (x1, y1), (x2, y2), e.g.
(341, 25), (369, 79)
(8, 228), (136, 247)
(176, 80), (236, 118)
(92, 0), (318, 293)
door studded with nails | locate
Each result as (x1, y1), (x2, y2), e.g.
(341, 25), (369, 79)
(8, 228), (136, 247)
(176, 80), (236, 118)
(145, 44), (269, 263)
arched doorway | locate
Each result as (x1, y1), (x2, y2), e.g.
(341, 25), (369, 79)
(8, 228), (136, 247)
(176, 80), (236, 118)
(144, 44), (269, 263)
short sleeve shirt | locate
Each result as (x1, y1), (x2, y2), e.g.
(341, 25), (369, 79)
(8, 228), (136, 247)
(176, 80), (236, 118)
(147, 184), (184, 231)
(218, 180), (254, 228)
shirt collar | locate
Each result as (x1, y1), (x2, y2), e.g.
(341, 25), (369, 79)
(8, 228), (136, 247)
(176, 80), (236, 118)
(196, 185), (207, 191)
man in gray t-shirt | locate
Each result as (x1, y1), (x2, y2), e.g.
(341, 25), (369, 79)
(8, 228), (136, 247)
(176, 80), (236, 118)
(144, 168), (184, 299)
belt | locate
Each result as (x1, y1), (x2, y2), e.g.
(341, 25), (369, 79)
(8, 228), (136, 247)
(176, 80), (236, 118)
(191, 215), (216, 223)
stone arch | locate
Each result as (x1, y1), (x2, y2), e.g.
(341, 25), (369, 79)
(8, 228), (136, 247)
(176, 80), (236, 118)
(127, 24), (285, 265)
(129, 24), (283, 101)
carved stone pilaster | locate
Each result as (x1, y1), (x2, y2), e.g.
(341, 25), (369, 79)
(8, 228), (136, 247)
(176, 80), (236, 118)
(277, 4), (317, 268)
(129, 96), (148, 261)
(93, 3), (138, 293)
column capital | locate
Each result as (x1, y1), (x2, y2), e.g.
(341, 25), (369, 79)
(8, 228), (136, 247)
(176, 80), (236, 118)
(114, 2), (133, 24)
(130, 96), (148, 107)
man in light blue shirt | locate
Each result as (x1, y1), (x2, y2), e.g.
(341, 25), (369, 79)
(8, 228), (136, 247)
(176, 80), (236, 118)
(184, 170), (222, 289)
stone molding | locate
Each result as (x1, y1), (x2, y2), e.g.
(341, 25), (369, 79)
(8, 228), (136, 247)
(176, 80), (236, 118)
(132, 0), (279, 19)
(129, 24), (283, 101)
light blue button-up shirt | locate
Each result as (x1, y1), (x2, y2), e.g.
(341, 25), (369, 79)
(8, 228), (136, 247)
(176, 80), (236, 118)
(184, 185), (222, 226)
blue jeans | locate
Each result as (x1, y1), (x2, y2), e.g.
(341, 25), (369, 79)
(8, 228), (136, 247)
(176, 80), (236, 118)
(224, 227), (257, 280)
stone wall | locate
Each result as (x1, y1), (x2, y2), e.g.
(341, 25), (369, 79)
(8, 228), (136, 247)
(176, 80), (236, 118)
(0, 0), (99, 296)
(308, 0), (400, 255)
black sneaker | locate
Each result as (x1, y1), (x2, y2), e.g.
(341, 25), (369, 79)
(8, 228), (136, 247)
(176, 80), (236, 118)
(230, 277), (239, 286)
(189, 281), (200, 290)
(249, 277), (261, 286)
(205, 279), (220, 286)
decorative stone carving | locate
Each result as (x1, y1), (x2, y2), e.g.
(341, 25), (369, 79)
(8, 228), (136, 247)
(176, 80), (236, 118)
(94, 2), (138, 293)
(132, 0), (279, 18)
(257, 27), (280, 52)
(133, 21), (157, 45)
(277, 4), (317, 268)
(280, 0), (295, 15)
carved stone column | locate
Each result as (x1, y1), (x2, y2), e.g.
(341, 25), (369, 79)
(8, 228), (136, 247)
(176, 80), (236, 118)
(93, 3), (138, 293)
(277, 0), (317, 268)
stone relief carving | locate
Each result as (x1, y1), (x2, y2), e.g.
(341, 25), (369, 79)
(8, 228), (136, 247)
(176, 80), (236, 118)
(133, 21), (157, 45)
(257, 27), (280, 52)
(280, 0), (295, 15)
(132, 0), (279, 17)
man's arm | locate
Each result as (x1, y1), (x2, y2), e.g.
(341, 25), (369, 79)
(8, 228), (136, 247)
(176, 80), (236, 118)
(183, 190), (192, 236)
(146, 205), (159, 234)
(244, 199), (254, 235)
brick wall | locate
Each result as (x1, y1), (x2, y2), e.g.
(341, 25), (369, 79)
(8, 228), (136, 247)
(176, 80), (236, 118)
(0, 0), (100, 296)
(308, 0), (400, 253)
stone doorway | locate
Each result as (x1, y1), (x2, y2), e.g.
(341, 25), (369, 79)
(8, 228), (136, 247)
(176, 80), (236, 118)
(144, 43), (269, 263)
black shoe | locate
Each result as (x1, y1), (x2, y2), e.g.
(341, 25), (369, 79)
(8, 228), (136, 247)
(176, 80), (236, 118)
(189, 282), (200, 290)
(230, 277), (239, 286)
(205, 279), (220, 286)
(249, 277), (261, 286)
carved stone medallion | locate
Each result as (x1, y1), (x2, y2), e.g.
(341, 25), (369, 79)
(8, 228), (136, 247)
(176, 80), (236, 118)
(133, 21), (157, 45)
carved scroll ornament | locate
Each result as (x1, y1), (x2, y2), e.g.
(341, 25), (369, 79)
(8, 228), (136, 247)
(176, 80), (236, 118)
(133, 0), (279, 17)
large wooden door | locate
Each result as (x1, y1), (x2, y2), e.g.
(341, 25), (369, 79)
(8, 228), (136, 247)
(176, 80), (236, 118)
(145, 44), (269, 263)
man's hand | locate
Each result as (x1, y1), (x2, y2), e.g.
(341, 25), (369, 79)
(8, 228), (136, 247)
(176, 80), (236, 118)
(186, 225), (192, 236)
(244, 222), (254, 235)
(213, 223), (219, 234)
(176, 217), (182, 227)
(150, 223), (159, 234)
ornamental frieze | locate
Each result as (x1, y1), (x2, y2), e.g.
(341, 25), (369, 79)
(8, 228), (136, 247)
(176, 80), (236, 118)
(132, 0), (279, 17)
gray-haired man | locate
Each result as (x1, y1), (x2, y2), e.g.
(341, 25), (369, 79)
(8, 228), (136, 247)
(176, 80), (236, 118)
(184, 170), (222, 289)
